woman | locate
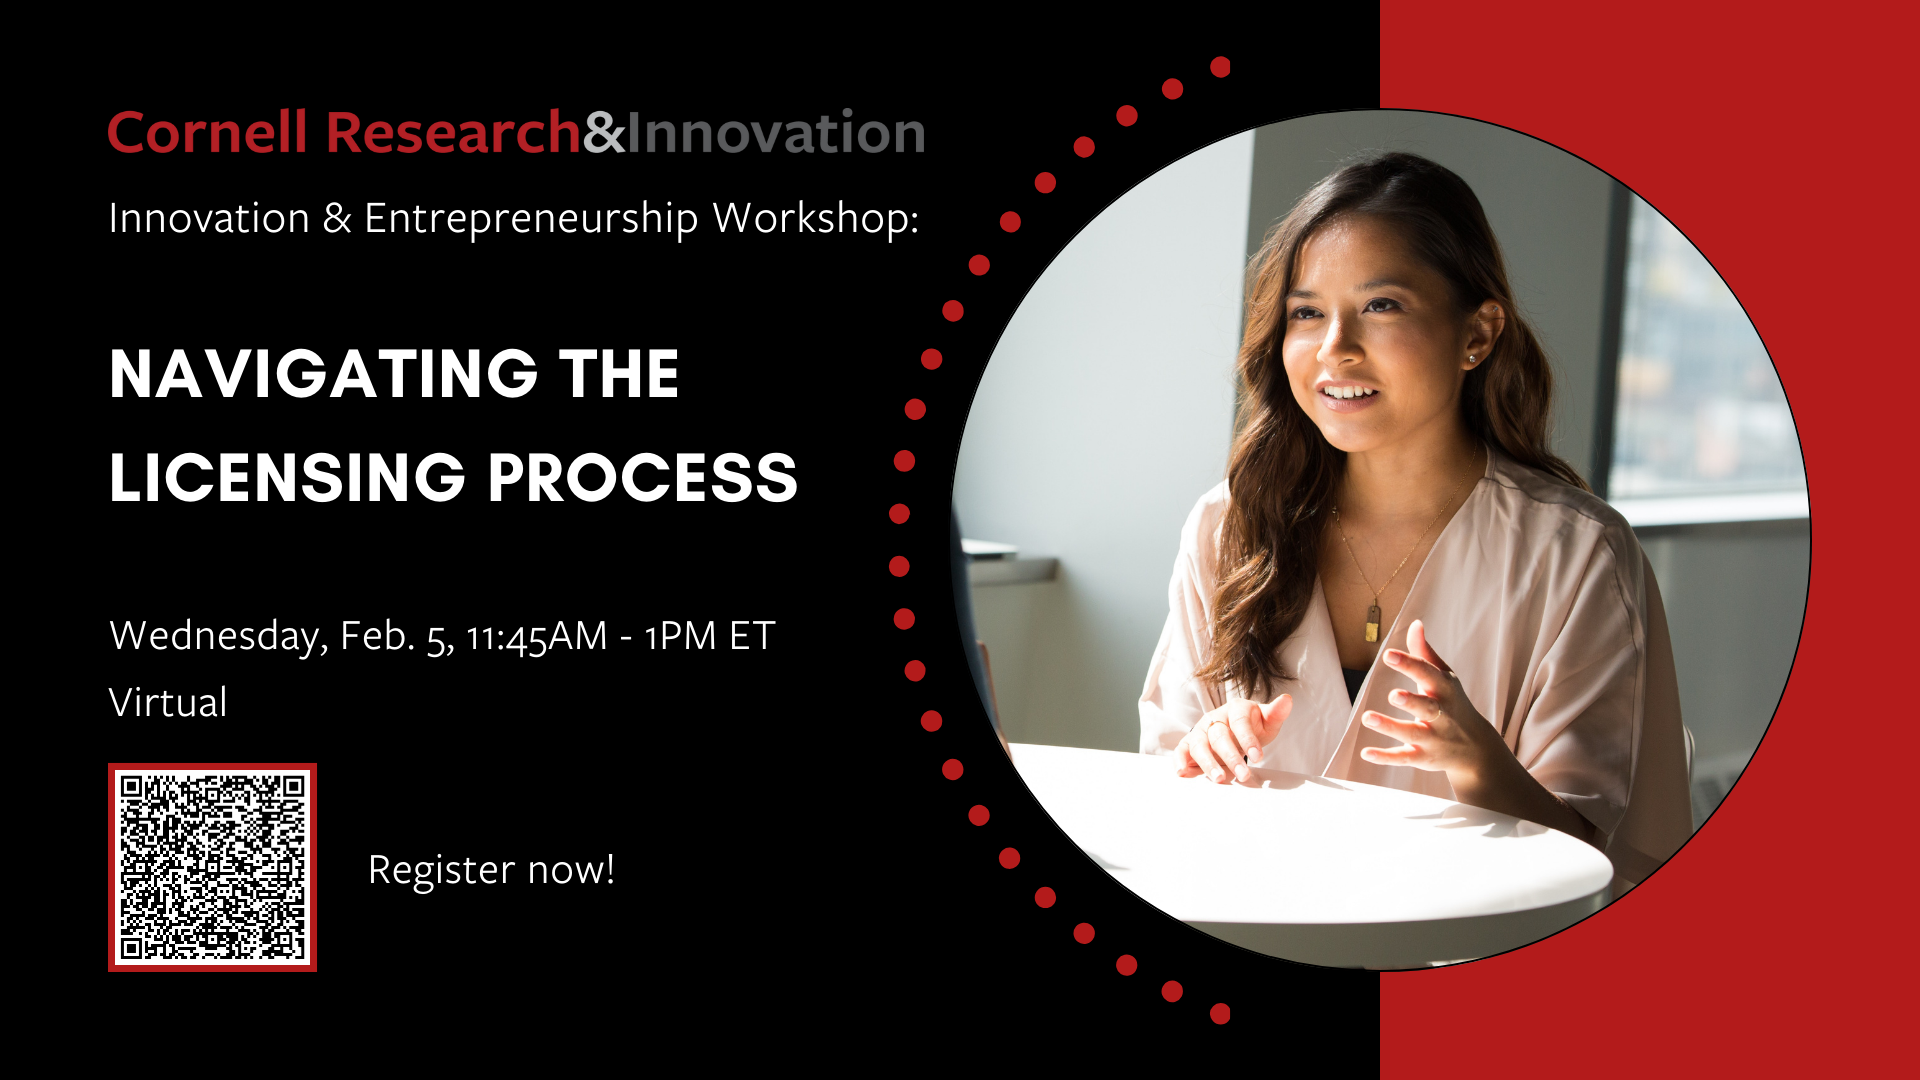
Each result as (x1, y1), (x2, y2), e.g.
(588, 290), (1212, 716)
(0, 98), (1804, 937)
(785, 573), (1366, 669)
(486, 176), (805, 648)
(1138, 152), (1691, 893)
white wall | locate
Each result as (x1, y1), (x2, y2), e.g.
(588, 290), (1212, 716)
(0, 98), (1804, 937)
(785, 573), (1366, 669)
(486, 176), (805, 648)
(955, 132), (1254, 751)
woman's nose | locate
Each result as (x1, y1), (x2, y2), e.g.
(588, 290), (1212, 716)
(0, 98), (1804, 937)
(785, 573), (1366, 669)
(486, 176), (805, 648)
(1316, 310), (1361, 366)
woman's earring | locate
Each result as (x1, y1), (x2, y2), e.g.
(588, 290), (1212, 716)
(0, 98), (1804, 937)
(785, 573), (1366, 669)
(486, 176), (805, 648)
(1467, 354), (1478, 365)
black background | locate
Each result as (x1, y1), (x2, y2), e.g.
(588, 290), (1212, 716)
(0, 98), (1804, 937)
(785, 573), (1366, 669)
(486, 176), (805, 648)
(74, 30), (1386, 1054)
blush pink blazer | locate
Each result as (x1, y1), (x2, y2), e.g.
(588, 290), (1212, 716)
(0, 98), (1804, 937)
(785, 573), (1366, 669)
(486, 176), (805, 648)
(1139, 447), (1694, 892)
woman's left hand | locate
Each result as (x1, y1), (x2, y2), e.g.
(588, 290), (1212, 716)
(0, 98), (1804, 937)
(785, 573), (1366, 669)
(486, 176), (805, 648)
(1358, 619), (1509, 784)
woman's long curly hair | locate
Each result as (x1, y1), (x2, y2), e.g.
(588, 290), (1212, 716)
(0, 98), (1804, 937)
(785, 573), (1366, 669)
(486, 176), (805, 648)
(1193, 151), (1588, 694)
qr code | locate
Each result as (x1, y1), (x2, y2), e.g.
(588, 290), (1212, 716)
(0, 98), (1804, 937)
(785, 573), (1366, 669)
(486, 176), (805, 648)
(114, 771), (310, 965)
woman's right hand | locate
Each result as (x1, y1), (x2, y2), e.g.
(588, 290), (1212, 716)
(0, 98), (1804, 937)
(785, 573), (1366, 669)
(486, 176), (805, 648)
(1175, 695), (1291, 784)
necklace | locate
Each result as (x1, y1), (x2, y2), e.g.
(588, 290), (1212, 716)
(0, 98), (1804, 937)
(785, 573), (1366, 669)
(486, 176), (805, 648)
(1331, 450), (1482, 644)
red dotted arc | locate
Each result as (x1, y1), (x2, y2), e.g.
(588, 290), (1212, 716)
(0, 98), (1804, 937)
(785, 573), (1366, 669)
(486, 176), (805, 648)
(899, 53), (1233, 1026)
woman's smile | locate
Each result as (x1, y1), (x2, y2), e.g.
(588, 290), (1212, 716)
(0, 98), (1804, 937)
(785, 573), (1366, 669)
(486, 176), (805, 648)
(1316, 379), (1381, 412)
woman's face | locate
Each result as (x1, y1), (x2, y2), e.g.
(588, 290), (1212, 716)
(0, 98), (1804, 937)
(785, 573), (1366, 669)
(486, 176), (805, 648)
(1280, 215), (1501, 456)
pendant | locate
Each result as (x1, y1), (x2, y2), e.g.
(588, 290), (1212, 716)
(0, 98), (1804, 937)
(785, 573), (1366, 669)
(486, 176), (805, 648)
(1365, 602), (1381, 643)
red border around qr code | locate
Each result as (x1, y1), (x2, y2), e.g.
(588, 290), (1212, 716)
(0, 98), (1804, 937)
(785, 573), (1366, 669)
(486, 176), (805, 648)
(108, 763), (318, 972)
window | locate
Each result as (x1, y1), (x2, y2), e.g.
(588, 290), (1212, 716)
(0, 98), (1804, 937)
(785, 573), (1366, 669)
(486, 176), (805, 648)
(1600, 194), (1806, 526)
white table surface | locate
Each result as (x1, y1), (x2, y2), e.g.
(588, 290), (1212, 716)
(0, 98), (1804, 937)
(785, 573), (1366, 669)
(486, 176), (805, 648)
(1010, 743), (1615, 969)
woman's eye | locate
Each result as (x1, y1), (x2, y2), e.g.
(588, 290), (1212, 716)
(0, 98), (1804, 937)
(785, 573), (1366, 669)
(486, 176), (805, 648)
(1365, 297), (1401, 313)
(1289, 306), (1321, 320)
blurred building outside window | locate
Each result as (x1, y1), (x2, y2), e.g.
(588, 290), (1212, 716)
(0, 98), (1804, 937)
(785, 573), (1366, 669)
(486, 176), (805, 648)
(1604, 195), (1807, 525)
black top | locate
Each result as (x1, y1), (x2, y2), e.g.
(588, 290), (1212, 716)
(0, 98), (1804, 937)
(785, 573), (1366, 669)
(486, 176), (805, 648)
(1343, 667), (1368, 704)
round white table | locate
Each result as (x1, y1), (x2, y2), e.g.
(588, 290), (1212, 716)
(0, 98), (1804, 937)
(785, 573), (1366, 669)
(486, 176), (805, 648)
(1010, 743), (1614, 969)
